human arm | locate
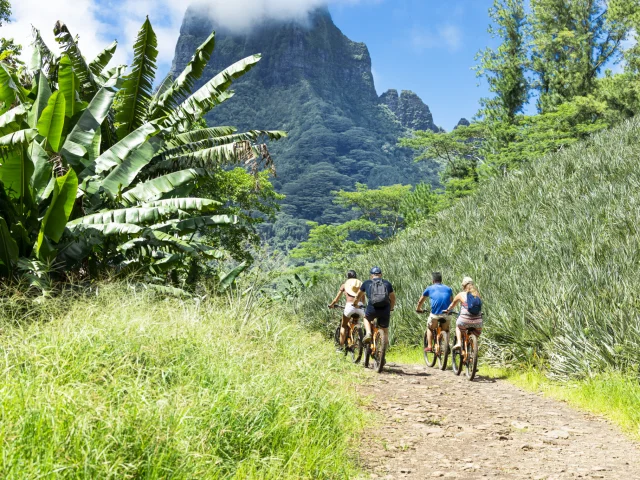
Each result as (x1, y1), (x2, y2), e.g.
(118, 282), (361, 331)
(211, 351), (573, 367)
(416, 295), (428, 313)
(390, 292), (396, 311)
(328, 285), (344, 308)
(445, 292), (463, 313)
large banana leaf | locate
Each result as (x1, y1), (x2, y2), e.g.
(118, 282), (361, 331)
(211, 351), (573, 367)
(36, 91), (66, 152)
(150, 142), (268, 173)
(153, 214), (236, 234)
(0, 216), (18, 276)
(0, 130), (38, 210)
(169, 126), (237, 146)
(89, 41), (117, 76)
(159, 130), (287, 160)
(165, 54), (261, 131)
(28, 142), (54, 204)
(68, 222), (145, 236)
(81, 122), (161, 181)
(54, 22), (97, 98)
(0, 63), (24, 115)
(120, 168), (205, 205)
(27, 72), (52, 128)
(100, 136), (163, 198)
(144, 230), (220, 257)
(58, 56), (80, 118)
(142, 197), (220, 212)
(61, 83), (118, 170)
(148, 32), (216, 119)
(35, 169), (78, 260)
(0, 105), (28, 136)
(67, 200), (208, 227)
(115, 18), (157, 139)
(30, 27), (58, 78)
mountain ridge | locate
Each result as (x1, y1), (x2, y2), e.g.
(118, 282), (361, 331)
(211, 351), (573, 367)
(171, 6), (440, 244)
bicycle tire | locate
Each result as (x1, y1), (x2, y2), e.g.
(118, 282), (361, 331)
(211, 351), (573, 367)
(451, 334), (462, 376)
(466, 334), (479, 381)
(438, 331), (449, 370)
(351, 326), (363, 364)
(373, 332), (386, 373)
(423, 329), (437, 367)
(363, 343), (371, 368)
(334, 326), (341, 346)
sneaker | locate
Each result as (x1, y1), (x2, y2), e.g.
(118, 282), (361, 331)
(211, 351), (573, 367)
(424, 346), (433, 353)
(363, 334), (372, 345)
(452, 343), (462, 351)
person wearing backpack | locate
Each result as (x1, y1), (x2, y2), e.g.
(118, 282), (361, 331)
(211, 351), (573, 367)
(445, 276), (483, 350)
(352, 266), (396, 347)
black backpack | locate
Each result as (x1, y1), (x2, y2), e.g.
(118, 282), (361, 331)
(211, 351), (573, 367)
(369, 279), (390, 308)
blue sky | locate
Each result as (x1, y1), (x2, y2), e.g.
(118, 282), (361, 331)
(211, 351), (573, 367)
(7, 0), (497, 131)
(330, 0), (496, 131)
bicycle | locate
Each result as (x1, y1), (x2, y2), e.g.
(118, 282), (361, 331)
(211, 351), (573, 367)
(451, 313), (482, 381)
(330, 305), (364, 364)
(363, 319), (386, 373)
(419, 311), (450, 370)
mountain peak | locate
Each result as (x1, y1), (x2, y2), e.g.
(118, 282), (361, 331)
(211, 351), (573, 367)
(379, 89), (438, 132)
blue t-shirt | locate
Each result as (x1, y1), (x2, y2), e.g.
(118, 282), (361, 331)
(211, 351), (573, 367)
(423, 283), (453, 315)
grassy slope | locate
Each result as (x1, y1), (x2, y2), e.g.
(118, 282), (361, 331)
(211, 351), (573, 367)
(0, 284), (365, 479)
(303, 117), (640, 379)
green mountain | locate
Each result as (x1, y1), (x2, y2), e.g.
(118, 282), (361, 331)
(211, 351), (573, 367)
(171, 7), (440, 245)
(302, 118), (640, 379)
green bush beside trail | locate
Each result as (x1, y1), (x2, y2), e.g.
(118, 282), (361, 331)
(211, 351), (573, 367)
(0, 284), (364, 479)
(302, 118), (640, 379)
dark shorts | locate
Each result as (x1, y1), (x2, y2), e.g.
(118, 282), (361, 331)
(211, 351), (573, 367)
(365, 308), (391, 329)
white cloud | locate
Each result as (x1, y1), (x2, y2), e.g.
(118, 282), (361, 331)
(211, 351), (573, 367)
(411, 24), (463, 53)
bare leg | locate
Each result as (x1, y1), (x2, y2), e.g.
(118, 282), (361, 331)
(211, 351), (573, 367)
(364, 318), (373, 337)
(426, 327), (433, 350)
(454, 326), (462, 349)
(339, 316), (349, 345)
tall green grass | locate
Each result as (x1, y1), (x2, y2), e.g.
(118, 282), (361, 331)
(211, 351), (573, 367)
(302, 117), (640, 379)
(0, 283), (364, 479)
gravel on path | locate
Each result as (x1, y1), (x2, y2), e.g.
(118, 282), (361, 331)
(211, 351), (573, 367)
(357, 363), (640, 479)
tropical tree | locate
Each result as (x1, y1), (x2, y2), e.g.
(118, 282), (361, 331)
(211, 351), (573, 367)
(0, 18), (285, 283)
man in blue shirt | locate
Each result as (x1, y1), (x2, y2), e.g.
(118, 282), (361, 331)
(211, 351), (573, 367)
(415, 272), (453, 352)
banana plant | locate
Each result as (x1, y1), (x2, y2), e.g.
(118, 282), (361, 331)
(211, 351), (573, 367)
(0, 17), (286, 283)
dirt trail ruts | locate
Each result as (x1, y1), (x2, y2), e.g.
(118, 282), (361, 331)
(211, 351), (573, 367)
(357, 363), (640, 479)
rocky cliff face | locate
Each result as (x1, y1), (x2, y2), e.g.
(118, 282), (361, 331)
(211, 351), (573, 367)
(171, 6), (439, 232)
(379, 89), (439, 132)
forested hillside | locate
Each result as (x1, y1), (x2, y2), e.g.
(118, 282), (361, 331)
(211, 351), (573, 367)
(303, 117), (640, 379)
(170, 7), (440, 246)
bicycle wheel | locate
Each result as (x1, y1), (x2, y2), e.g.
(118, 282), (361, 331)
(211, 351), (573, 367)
(437, 331), (450, 370)
(363, 344), (371, 368)
(373, 332), (386, 373)
(350, 326), (363, 364)
(423, 329), (437, 367)
(466, 334), (479, 381)
(334, 325), (341, 346)
(451, 334), (462, 376)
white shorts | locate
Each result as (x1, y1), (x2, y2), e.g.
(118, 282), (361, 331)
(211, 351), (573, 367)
(344, 303), (365, 319)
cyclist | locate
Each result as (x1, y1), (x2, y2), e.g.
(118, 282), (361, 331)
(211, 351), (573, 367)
(415, 272), (453, 353)
(328, 270), (365, 347)
(352, 266), (395, 348)
(445, 276), (483, 350)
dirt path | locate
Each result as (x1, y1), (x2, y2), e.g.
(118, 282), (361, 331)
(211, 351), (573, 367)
(357, 362), (640, 479)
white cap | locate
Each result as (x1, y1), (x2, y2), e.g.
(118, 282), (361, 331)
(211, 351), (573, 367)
(462, 276), (473, 287)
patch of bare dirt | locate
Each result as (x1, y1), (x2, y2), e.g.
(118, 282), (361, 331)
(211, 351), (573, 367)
(356, 363), (640, 479)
